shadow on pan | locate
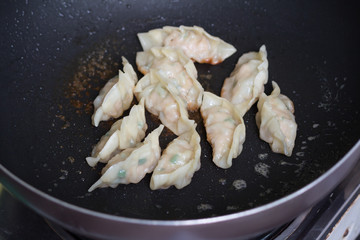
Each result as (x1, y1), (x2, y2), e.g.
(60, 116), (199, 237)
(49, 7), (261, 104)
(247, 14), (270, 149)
(0, 0), (359, 239)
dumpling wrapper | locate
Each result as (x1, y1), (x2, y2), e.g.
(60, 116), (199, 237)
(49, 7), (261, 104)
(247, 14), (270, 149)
(137, 25), (236, 65)
(135, 70), (194, 135)
(88, 125), (164, 192)
(200, 92), (246, 169)
(221, 45), (268, 117)
(92, 57), (138, 127)
(136, 47), (203, 111)
(86, 99), (148, 167)
(150, 123), (201, 190)
(256, 81), (297, 156)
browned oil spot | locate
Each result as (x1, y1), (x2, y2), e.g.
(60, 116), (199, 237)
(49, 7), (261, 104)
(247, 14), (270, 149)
(64, 40), (122, 118)
(189, 110), (203, 125)
(61, 121), (70, 130)
(84, 102), (93, 115)
(67, 156), (75, 164)
(55, 114), (66, 121)
(199, 73), (212, 81)
(70, 99), (83, 109)
(55, 114), (71, 129)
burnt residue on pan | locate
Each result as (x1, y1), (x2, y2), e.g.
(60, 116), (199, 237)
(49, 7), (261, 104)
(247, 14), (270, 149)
(64, 39), (123, 116)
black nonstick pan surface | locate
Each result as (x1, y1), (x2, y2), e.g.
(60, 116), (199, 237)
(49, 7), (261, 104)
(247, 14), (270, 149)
(1, 1), (360, 239)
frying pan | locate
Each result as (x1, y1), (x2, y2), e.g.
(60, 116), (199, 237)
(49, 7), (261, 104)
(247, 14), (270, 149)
(1, 0), (360, 239)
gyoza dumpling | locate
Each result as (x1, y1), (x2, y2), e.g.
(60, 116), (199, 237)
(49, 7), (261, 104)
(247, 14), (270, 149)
(136, 47), (203, 111)
(200, 92), (246, 169)
(221, 45), (268, 116)
(88, 125), (164, 192)
(86, 99), (148, 167)
(137, 25), (236, 64)
(92, 57), (138, 126)
(135, 70), (194, 135)
(150, 123), (201, 190)
(256, 81), (297, 156)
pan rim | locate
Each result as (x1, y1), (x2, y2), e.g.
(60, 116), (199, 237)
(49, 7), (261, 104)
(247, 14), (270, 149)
(1, 140), (359, 228)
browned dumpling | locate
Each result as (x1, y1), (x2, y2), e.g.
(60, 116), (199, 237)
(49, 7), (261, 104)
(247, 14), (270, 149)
(200, 92), (246, 169)
(256, 81), (297, 156)
(86, 99), (147, 167)
(137, 25), (236, 64)
(92, 57), (138, 126)
(136, 47), (203, 111)
(134, 70), (194, 135)
(221, 45), (268, 116)
(150, 123), (201, 190)
(88, 125), (164, 192)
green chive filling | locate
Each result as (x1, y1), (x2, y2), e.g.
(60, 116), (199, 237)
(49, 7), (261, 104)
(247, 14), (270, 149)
(232, 80), (238, 88)
(170, 154), (179, 164)
(224, 117), (236, 124)
(138, 158), (147, 165)
(156, 85), (167, 98)
(118, 169), (126, 178)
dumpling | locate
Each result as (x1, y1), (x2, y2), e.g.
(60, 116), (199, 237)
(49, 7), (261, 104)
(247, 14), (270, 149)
(136, 47), (203, 111)
(134, 70), (194, 135)
(150, 123), (201, 190)
(221, 45), (268, 116)
(86, 99), (148, 167)
(92, 57), (138, 126)
(200, 92), (246, 169)
(88, 125), (164, 192)
(255, 81), (297, 156)
(137, 25), (236, 64)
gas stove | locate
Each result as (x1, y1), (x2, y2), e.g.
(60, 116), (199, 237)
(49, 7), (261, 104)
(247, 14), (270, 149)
(1, 159), (359, 240)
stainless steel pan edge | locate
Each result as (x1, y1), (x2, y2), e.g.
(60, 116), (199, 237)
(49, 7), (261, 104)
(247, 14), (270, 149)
(1, 140), (359, 240)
